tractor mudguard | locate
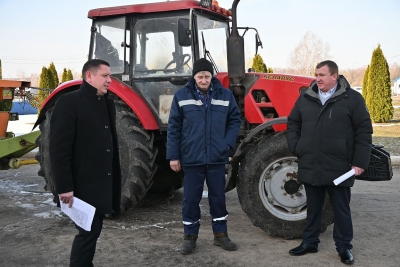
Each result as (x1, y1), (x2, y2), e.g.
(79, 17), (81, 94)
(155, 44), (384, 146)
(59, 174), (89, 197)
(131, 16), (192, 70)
(34, 79), (82, 130)
(34, 78), (158, 131)
(226, 117), (288, 192)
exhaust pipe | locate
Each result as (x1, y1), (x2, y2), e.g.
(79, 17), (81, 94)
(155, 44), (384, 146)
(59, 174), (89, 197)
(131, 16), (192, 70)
(227, 0), (245, 95)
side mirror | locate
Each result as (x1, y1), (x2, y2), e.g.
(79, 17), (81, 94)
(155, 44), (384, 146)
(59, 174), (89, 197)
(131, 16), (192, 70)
(178, 18), (191, 47)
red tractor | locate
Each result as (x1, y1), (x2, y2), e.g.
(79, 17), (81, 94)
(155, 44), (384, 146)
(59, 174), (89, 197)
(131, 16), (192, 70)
(34, 0), (392, 238)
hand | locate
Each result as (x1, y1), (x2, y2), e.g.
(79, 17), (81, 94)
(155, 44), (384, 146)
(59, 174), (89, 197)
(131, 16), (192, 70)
(59, 191), (74, 208)
(352, 166), (364, 176)
(170, 160), (181, 172)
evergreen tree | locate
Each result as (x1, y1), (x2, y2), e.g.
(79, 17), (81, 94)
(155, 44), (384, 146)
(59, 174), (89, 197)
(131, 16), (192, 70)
(39, 67), (50, 89)
(66, 69), (74, 81)
(61, 68), (68, 83)
(367, 45), (393, 123)
(361, 65), (369, 101)
(38, 67), (51, 104)
(252, 54), (268, 73)
(47, 68), (56, 89)
(262, 63), (267, 73)
(48, 62), (59, 87)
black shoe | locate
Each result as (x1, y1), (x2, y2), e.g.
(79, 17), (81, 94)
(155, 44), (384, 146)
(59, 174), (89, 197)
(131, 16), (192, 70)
(338, 249), (354, 265)
(213, 232), (237, 251)
(289, 243), (318, 256)
(180, 234), (198, 255)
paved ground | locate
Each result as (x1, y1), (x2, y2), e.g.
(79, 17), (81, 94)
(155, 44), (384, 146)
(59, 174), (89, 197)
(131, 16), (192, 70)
(2, 115), (399, 266)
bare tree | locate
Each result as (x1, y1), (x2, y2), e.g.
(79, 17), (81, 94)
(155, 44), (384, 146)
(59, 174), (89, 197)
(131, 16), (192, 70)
(30, 73), (40, 87)
(273, 67), (299, 75)
(340, 67), (367, 87)
(73, 71), (81, 80)
(16, 70), (29, 80)
(289, 32), (331, 76)
(389, 62), (400, 84)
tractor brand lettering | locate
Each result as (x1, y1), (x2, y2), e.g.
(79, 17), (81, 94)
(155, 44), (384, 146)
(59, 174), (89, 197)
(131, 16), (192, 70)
(264, 75), (295, 82)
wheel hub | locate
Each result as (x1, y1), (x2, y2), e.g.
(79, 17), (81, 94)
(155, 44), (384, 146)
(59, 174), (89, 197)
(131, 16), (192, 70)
(284, 180), (301, 195)
(259, 156), (307, 221)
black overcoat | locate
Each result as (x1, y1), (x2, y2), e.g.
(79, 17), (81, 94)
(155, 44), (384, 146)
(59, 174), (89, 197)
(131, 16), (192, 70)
(287, 75), (372, 187)
(49, 80), (121, 214)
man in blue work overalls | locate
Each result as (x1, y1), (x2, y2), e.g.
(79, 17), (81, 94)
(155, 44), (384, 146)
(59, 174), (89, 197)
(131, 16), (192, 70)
(167, 58), (241, 255)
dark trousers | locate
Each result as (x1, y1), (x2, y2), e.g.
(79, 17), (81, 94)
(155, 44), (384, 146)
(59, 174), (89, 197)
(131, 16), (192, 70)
(182, 164), (228, 235)
(70, 213), (104, 267)
(303, 184), (353, 251)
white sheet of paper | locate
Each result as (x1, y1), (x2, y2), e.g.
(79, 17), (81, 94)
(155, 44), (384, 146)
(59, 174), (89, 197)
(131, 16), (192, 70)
(333, 169), (356, 186)
(60, 196), (96, 231)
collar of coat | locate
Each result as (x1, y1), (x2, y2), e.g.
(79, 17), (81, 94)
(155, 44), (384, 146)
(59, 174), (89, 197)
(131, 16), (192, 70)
(185, 76), (225, 94)
(80, 80), (110, 99)
(305, 75), (351, 100)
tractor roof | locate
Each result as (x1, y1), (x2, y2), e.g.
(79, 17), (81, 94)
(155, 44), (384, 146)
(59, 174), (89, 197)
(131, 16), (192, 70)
(88, 0), (230, 19)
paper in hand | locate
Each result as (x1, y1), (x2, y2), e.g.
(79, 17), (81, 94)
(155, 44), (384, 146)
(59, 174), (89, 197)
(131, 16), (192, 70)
(60, 196), (96, 231)
(333, 169), (356, 186)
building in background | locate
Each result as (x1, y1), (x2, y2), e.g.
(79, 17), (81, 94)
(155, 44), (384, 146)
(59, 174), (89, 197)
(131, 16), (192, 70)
(394, 77), (400, 96)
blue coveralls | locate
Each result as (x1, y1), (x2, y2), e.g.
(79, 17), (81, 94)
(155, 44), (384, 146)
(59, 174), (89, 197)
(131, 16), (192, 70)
(166, 77), (241, 235)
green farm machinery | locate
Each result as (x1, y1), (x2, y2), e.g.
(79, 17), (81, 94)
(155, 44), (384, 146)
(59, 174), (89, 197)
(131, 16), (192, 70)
(0, 77), (40, 170)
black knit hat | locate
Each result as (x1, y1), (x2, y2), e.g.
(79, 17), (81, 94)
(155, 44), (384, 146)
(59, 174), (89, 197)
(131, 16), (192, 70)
(192, 58), (214, 76)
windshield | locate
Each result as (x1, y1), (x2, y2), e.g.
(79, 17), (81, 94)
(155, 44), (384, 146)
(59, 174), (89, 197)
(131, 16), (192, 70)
(91, 17), (129, 74)
(197, 15), (229, 73)
(133, 16), (192, 78)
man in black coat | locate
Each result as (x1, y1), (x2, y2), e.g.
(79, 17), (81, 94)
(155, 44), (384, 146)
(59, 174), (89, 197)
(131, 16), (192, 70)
(50, 59), (121, 266)
(287, 60), (372, 265)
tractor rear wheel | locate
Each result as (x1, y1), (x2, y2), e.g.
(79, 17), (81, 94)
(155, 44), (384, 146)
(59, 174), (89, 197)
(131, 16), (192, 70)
(113, 99), (158, 211)
(36, 99), (158, 212)
(35, 108), (57, 201)
(237, 131), (334, 239)
(149, 139), (183, 193)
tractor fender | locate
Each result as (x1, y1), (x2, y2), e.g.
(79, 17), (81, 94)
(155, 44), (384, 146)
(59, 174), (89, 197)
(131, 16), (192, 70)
(34, 78), (158, 131)
(225, 116), (288, 192)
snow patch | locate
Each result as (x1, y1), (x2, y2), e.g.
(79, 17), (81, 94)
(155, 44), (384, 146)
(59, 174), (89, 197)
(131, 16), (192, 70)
(104, 221), (179, 231)
(18, 203), (35, 209)
(34, 210), (62, 219)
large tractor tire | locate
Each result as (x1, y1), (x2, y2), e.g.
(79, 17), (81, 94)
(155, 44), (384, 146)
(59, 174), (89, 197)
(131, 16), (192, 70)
(35, 108), (57, 201)
(36, 99), (158, 212)
(114, 99), (158, 211)
(237, 131), (334, 239)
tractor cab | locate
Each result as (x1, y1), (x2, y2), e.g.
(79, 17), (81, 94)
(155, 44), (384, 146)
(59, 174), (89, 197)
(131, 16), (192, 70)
(88, 1), (231, 128)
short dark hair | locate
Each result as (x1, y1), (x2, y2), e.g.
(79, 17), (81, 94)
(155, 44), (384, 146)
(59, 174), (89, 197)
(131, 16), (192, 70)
(316, 60), (339, 75)
(82, 59), (110, 80)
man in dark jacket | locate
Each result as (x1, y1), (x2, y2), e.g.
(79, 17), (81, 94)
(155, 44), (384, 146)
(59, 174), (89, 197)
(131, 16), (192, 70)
(167, 58), (241, 255)
(287, 60), (372, 265)
(50, 59), (121, 266)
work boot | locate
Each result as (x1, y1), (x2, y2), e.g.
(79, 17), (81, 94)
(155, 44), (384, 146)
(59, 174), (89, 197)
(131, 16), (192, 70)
(180, 234), (198, 255)
(213, 232), (237, 251)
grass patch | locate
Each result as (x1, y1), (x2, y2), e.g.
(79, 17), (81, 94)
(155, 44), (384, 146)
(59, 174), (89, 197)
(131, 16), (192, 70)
(371, 96), (400, 155)
(373, 125), (400, 137)
(391, 96), (400, 107)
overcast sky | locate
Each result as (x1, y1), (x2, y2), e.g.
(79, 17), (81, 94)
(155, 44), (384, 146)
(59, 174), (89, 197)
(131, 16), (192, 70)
(0, 0), (399, 78)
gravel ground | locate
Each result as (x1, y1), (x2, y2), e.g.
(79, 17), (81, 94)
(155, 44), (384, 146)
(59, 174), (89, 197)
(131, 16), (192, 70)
(1, 165), (399, 267)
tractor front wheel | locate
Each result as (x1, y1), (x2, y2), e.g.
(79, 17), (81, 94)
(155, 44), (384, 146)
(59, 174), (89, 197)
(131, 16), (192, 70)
(237, 131), (334, 239)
